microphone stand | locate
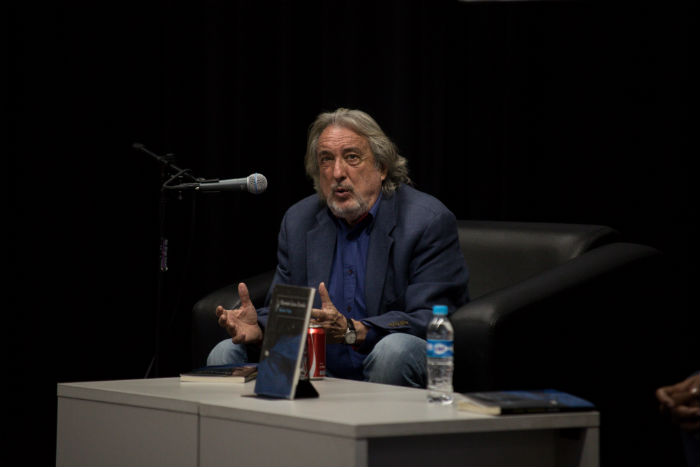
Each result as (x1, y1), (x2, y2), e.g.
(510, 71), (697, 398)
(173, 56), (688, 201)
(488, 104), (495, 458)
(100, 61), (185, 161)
(133, 143), (200, 379)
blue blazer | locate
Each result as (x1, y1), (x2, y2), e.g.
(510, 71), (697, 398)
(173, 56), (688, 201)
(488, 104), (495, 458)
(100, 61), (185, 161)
(258, 184), (470, 341)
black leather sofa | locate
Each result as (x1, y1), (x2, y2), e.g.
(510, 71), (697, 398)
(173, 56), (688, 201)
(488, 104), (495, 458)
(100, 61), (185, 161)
(191, 220), (678, 465)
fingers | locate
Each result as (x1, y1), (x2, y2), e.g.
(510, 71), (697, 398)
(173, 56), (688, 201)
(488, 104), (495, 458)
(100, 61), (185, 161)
(217, 305), (238, 333)
(674, 405), (700, 418)
(318, 282), (332, 307)
(222, 312), (243, 342)
(216, 306), (228, 328)
(232, 333), (246, 345)
(656, 387), (675, 407)
(311, 307), (333, 322)
(314, 283), (338, 321)
(673, 389), (700, 406)
(657, 378), (700, 409)
(311, 307), (342, 323)
(238, 282), (253, 309)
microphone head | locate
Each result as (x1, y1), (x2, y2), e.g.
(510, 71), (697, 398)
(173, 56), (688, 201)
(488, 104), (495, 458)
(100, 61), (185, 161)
(247, 173), (268, 194)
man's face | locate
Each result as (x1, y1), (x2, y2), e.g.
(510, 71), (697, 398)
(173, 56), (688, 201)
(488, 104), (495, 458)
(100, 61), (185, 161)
(317, 125), (387, 224)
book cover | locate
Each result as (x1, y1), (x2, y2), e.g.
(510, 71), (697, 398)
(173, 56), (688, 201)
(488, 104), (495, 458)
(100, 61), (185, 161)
(254, 284), (316, 399)
(180, 364), (258, 383)
(457, 389), (595, 415)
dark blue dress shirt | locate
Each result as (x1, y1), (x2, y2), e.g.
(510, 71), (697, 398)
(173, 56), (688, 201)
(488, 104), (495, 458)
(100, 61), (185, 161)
(325, 195), (382, 380)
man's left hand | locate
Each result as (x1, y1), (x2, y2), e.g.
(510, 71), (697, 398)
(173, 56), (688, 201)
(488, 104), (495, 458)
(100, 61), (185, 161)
(310, 282), (349, 344)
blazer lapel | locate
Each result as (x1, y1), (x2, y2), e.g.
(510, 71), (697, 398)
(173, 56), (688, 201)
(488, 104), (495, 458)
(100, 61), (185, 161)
(365, 194), (396, 317)
(306, 209), (336, 303)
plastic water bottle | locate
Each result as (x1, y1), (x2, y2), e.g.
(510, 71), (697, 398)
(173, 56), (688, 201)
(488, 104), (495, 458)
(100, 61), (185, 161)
(426, 305), (454, 404)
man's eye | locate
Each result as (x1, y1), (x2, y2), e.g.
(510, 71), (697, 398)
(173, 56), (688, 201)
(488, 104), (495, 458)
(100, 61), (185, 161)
(345, 154), (361, 165)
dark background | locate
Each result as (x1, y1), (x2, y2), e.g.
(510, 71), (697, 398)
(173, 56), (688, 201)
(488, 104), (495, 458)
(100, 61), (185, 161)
(8, 0), (696, 465)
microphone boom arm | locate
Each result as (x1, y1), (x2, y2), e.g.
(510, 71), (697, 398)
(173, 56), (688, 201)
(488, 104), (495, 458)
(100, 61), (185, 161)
(134, 142), (267, 194)
(132, 142), (199, 185)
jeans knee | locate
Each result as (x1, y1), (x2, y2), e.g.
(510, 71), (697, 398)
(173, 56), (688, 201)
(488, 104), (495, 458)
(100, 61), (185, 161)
(206, 339), (248, 366)
(363, 333), (427, 388)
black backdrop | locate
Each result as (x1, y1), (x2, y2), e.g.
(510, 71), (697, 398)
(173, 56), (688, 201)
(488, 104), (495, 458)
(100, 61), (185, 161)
(9, 1), (696, 465)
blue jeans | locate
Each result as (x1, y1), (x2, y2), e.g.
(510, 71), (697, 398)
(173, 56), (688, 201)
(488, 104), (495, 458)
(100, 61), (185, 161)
(207, 333), (427, 388)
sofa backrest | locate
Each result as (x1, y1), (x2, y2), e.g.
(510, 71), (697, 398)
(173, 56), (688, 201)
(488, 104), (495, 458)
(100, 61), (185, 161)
(456, 220), (619, 299)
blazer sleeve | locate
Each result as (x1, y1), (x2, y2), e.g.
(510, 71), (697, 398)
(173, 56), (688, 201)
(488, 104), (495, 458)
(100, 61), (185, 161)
(359, 209), (470, 348)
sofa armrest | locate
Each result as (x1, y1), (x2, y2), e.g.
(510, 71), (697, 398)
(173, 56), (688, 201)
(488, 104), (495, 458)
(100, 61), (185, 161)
(452, 242), (669, 395)
(191, 270), (276, 368)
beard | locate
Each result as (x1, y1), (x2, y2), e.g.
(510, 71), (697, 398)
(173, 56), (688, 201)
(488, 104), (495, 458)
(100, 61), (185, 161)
(326, 184), (369, 223)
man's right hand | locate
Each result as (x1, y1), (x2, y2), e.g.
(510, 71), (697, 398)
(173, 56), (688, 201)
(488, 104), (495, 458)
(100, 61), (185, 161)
(216, 282), (263, 345)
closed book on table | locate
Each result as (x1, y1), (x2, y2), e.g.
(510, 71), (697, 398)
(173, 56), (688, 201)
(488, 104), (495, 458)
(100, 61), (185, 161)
(457, 389), (595, 415)
(180, 364), (258, 383)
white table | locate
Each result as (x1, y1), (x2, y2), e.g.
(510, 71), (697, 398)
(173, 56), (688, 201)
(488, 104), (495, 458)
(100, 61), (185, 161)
(56, 377), (599, 466)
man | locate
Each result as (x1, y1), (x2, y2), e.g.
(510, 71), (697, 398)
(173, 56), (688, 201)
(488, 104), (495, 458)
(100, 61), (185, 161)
(208, 108), (469, 387)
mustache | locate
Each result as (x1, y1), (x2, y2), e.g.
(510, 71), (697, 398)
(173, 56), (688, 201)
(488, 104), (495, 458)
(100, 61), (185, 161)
(331, 183), (355, 192)
(331, 183), (354, 192)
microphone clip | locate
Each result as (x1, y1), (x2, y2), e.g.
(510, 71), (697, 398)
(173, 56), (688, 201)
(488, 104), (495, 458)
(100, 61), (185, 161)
(133, 142), (212, 196)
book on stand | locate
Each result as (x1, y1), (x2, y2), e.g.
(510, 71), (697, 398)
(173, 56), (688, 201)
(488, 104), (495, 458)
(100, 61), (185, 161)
(254, 284), (318, 399)
(180, 364), (258, 383)
(456, 389), (595, 415)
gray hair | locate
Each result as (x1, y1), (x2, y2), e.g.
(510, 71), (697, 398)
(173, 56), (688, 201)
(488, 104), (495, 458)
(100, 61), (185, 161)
(304, 108), (411, 197)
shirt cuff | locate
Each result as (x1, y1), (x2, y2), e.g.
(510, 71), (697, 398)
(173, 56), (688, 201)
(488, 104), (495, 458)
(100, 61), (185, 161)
(354, 321), (381, 354)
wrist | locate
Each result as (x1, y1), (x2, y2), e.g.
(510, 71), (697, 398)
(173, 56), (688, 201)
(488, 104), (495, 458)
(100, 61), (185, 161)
(343, 318), (357, 345)
(353, 319), (368, 344)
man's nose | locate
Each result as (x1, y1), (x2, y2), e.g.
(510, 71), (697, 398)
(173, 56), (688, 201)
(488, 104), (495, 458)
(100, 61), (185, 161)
(332, 158), (348, 179)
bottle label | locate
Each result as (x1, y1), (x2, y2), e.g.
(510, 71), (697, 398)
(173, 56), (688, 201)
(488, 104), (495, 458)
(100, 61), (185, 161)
(427, 339), (453, 358)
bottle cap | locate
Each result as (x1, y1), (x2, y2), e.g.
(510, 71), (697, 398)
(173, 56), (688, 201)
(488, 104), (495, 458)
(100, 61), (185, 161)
(432, 305), (448, 316)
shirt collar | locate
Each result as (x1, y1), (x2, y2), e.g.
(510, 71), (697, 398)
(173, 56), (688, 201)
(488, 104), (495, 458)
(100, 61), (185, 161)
(329, 192), (382, 238)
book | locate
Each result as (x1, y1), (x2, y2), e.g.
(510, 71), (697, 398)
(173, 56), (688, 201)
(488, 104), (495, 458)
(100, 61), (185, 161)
(456, 389), (595, 415)
(180, 364), (258, 383)
(254, 284), (318, 399)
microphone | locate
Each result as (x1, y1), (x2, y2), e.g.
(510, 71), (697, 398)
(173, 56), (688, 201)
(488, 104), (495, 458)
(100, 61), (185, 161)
(172, 173), (268, 194)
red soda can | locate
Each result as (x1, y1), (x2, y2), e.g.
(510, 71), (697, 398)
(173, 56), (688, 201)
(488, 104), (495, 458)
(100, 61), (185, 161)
(306, 324), (326, 379)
